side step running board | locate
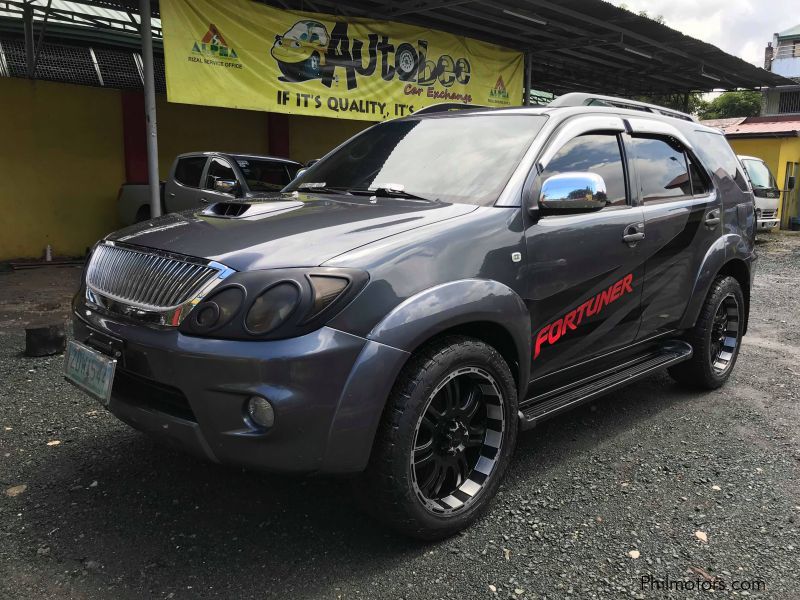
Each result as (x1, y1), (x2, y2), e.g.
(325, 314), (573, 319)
(519, 340), (693, 430)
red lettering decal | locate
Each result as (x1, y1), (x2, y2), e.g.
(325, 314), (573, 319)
(534, 325), (550, 359)
(548, 319), (563, 344)
(610, 280), (623, 302)
(622, 273), (633, 294)
(563, 310), (578, 331)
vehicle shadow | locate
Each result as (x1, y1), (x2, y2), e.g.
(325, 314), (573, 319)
(21, 371), (699, 598)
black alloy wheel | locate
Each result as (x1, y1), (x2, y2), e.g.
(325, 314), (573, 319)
(709, 293), (740, 375)
(356, 336), (518, 540)
(411, 366), (505, 514)
(668, 275), (745, 389)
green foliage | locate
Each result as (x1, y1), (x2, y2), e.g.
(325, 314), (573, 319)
(631, 93), (705, 114)
(696, 91), (762, 119)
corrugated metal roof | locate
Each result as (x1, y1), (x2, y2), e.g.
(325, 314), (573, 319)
(0, 0), (160, 36)
(777, 24), (800, 40)
(702, 116), (800, 137)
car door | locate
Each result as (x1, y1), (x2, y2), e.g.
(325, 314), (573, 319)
(165, 155), (208, 212)
(625, 119), (722, 340)
(524, 115), (645, 383)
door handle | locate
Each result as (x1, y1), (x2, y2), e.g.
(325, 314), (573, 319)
(622, 223), (645, 245)
(168, 192), (175, 198)
(199, 198), (209, 204)
(705, 209), (720, 228)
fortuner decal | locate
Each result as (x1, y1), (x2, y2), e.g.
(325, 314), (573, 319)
(533, 274), (634, 360)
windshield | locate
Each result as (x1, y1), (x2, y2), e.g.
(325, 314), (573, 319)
(742, 159), (777, 190)
(285, 114), (548, 205)
(234, 158), (298, 192)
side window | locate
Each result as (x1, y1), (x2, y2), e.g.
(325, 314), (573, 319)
(692, 131), (749, 192)
(540, 133), (628, 206)
(687, 154), (711, 196)
(630, 136), (691, 203)
(205, 157), (236, 190)
(174, 157), (206, 188)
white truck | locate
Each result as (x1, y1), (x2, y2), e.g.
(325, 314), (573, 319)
(738, 155), (792, 232)
(117, 152), (303, 225)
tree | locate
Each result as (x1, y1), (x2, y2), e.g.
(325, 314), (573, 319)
(697, 91), (762, 119)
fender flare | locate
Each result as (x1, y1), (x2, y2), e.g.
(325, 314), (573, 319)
(679, 233), (751, 330)
(367, 278), (532, 390)
(321, 279), (531, 473)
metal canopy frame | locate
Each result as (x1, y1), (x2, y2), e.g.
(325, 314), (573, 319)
(5, 0), (795, 221)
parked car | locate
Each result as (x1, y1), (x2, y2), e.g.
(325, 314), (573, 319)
(738, 155), (790, 232)
(117, 152), (303, 225)
(68, 94), (755, 540)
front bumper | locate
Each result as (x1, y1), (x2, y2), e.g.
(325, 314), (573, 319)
(72, 307), (409, 474)
(757, 218), (779, 231)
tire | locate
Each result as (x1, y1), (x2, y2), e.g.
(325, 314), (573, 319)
(668, 275), (744, 390)
(395, 43), (419, 81)
(355, 335), (518, 540)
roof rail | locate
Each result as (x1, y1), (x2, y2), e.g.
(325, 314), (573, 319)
(548, 93), (695, 122)
(412, 102), (489, 115)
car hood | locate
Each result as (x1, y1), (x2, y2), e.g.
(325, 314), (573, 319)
(106, 193), (478, 271)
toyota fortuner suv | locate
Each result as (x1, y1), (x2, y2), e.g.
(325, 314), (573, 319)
(67, 93), (756, 540)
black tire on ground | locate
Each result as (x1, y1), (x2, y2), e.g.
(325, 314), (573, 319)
(668, 275), (745, 390)
(355, 335), (518, 541)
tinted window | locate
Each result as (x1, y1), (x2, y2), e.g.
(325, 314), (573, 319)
(541, 133), (627, 206)
(687, 154), (710, 196)
(631, 136), (691, 202)
(205, 158), (236, 190)
(287, 115), (548, 206)
(692, 131), (749, 191)
(234, 158), (291, 192)
(174, 156), (206, 188)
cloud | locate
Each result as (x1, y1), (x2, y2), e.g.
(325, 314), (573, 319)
(609, 0), (793, 66)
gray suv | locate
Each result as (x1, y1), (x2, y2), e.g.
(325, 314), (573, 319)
(68, 94), (756, 540)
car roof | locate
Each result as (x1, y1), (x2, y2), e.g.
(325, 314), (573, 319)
(176, 151), (302, 166)
(737, 155), (763, 162)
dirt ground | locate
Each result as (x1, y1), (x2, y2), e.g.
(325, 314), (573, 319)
(1, 234), (799, 599)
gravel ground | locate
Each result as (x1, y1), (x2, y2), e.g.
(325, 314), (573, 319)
(1, 235), (799, 599)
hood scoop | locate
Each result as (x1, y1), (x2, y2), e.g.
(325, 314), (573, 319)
(202, 200), (303, 219)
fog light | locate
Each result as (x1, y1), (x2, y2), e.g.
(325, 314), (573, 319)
(247, 396), (275, 428)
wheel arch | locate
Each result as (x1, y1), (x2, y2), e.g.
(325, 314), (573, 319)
(679, 235), (752, 334)
(366, 279), (531, 394)
(320, 279), (531, 474)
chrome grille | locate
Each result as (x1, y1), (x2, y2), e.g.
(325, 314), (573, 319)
(761, 209), (777, 219)
(86, 243), (223, 310)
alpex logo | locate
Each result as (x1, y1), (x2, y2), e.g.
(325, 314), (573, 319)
(191, 24), (240, 66)
(488, 76), (510, 104)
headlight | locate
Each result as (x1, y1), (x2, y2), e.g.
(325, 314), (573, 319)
(245, 282), (300, 334)
(179, 267), (367, 340)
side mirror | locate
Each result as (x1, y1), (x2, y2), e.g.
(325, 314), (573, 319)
(213, 179), (238, 195)
(788, 175), (796, 191)
(538, 172), (608, 213)
(294, 168), (308, 180)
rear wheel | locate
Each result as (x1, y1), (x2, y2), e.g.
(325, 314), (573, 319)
(668, 275), (744, 389)
(356, 336), (518, 540)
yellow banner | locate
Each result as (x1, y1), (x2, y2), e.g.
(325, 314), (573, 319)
(160, 0), (524, 121)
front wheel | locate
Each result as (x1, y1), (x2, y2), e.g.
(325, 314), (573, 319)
(356, 336), (518, 540)
(668, 275), (744, 389)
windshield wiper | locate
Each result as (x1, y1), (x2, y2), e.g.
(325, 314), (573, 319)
(293, 182), (350, 194)
(347, 184), (433, 202)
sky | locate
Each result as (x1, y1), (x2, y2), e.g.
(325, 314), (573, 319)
(609, 0), (796, 67)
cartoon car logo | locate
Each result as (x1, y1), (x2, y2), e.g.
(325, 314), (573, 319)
(271, 20), (330, 82)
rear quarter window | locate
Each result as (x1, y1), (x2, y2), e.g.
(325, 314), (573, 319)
(174, 156), (207, 188)
(691, 131), (748, 191)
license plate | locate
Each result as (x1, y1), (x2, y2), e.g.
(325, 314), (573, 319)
(64, 340), (117, 405)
